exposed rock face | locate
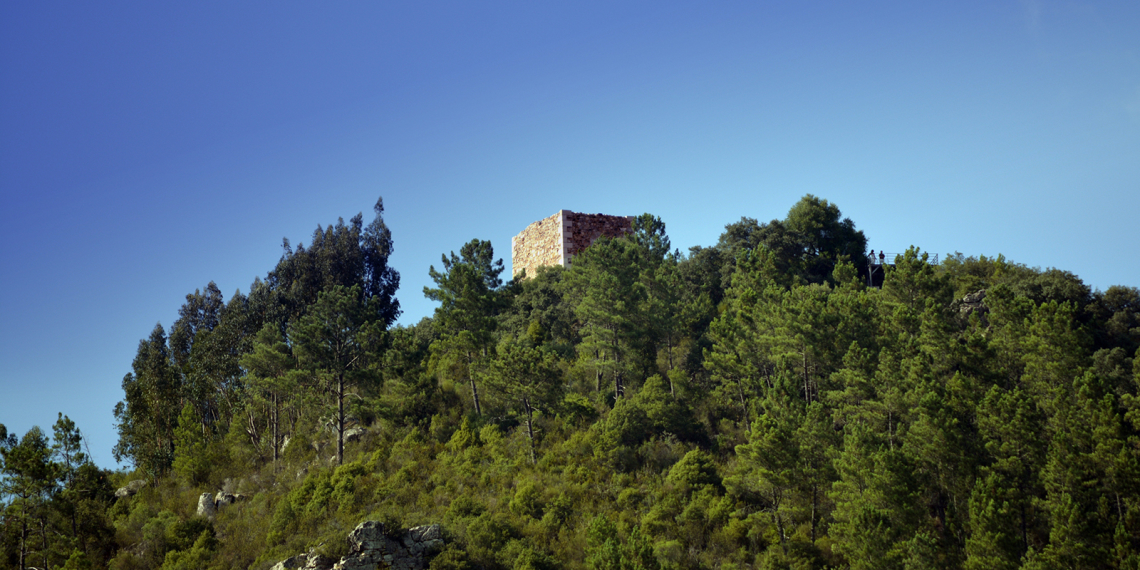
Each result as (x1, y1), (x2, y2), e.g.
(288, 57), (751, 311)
(273, 522), (444, 570)
(114, 479), (147, 498)
(197, 493), (216, 517)
(271, 552), (335, 570)
(344, 426), (366, 443)
(960, 290), (988, 318)
(197, 491), (246, 518)
(336, 521), (443, 570)
(216, 492), (245, 506)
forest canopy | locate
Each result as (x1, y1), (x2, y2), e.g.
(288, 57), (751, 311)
(3, 194), (1140, 570)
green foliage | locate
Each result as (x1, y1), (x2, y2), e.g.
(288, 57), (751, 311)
(10, 194), (1140, 569)
(171, 403), (217, 486)
(666, 450), (721, 491)
(114, 324), (181, 476)
(290, 284), (385, 465)
(425, 238), (508, 416)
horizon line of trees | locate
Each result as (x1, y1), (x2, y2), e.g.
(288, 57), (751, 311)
(4, 193), (1140, 570)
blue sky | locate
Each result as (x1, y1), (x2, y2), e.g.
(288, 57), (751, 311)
(2, 1), (1138, 468)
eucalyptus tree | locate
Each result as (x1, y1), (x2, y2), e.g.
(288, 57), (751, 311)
(239, 323), (302, 464)
(113, 324), (181, 476)
(268, 197), (401, 327)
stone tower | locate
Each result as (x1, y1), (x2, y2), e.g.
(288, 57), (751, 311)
(511, 210), (634, 278)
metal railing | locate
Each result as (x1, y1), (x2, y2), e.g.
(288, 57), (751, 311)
(866, 252), (939, 266)
(865, 252), (940, 287)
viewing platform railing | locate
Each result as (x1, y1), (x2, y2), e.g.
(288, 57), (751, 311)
(866, 252), (939, 267)
(865, 253), (939, 287)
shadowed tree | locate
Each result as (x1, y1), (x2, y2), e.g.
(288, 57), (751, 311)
(290, 284), (385, 465)
(113, 324), (181, 477)
(1, 427), (56, 570)
(424, 239), (507, 415)
(267, 197), (401, 327)
(481, 337), (564, 464)
(239, 323), (302, 464)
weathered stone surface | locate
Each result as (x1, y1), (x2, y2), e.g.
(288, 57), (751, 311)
(959, 290), (988, 318)
(511, 210), (633, 279)
(344, 426), (366, 442)
(277, 521), (444, 570)
(270, 552), (334, 570)
(215, 492), (245, 507)
(347, 520), (401, 553)
(197, 493), (216, 518)
(562, 211), (634, 265)
(114, 479), (147, 498)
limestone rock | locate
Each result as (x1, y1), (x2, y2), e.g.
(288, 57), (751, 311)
(197, 493), (216, 518)
(346, 520), (399, 552)
(959, 290), (988, 318)
(275, 521), (444, 570)
(215, 492), (245, 508)
(344, 426), (366, 442)
(114, 479), (147, 498)
(270, 552), (334, 570)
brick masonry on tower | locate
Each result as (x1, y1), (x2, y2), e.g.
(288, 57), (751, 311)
(510, 210), (634, 279)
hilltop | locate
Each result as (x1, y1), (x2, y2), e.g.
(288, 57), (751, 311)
(3, 195), (1139, 570)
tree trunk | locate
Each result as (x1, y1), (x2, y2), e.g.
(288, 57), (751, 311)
(802, 350), (810, 402)
(738, 385), (751, 434)
(337, 372), (345, 466)
(469, 376), (482, 416)
(810, 484), (818, 542)
(523, 396), (536, 465)
(594, 349), (602, 392)
(38, 517), (48, 570)
(19, 505), (27, 570)
(468, 351), (482, 415)
(272, 392), (279, 464)
(773, 508), (787, 555)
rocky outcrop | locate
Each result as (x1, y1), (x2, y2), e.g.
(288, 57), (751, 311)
(216, 491), (245, 506)
(273, 521), (444, 570)
(959, 290), (988, 319)
(271, 552), (335, 570)
(197, 491), (247, 518)
(336, 521), (443, 570)
(114, 479), (147, 498)
(197, 493), (217, 517)
(344, 427), (366, 443)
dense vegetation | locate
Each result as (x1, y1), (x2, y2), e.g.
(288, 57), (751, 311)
(3, 195), (1140, 570)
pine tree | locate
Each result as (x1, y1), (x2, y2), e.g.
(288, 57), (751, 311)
(424, 239), (506, 415)
(290, 284), (384, 465)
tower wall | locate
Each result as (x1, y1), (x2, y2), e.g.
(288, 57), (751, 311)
(511, 210), (633, 278)
(511, 211), (564, 279)
(562, 211), (634, 263)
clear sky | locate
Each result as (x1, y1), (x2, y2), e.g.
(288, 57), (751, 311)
(2, 1), (1138, 469)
